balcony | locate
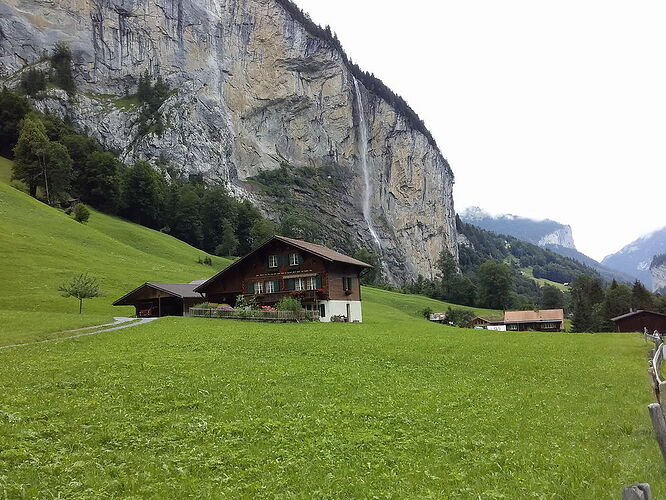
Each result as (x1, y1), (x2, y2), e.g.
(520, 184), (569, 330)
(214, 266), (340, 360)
(245, 288), (328, 303)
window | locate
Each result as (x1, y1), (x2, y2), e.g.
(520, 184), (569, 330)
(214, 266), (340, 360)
(266, 280), (279, 294)
(507, 324), (518, 331)
(306, 277), (316, 290)
(342, 277), (353, 291)
(254, 281), (264, 294)
(295, 278), (304, 291)
(268, 255), (278, 268)
(319, 303), (326, 318)
(289, 253), (300, 266)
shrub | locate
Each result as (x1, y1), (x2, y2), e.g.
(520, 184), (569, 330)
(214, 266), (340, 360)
(197, 255), (212, 266)
(20, 68), (47, 97)
(51, 42), (76, 94)
(275, 296), (303, 312)
(446, 307), (476, 328)
(420, 306), (433, 319)
(72, 203), (90, 223)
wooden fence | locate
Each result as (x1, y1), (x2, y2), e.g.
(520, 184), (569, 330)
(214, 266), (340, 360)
(189, 308), (320, 323)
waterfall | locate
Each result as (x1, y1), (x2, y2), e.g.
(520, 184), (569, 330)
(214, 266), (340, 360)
(353, 78), (383, 252)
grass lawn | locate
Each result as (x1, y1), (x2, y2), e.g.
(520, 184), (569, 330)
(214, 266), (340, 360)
(0, 299), (661, 498)
(0, 156), (14, 184)
(0, 156), (662, 497)
(0, 179), (231, 342)
(520, 267), (570, 291)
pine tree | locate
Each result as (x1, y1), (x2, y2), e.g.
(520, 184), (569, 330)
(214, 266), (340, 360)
(476, 260), (513, 309)
(12, 114), (50, 198)
(137, 70), (152, 103)
(51, 42), (76, 94)
(215, 220), (239, 257)
(631, 280), (654, 311)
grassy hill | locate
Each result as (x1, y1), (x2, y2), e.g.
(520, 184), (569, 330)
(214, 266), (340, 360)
(0, 157), (663, 497)
(0, 159), (233, 342)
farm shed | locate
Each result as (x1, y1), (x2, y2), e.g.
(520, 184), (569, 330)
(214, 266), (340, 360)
(610, 310), (666, 333)
(113, 280), (206, 317)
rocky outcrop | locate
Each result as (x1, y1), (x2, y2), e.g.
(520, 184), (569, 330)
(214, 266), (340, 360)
(0, 0), (457, 282)
(538, 226), (575, 249)
(651, 263), (666, 293)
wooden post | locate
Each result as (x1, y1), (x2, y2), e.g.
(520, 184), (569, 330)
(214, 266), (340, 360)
(658, 381), (666, 409)
(158, 294), (162, 317)
(622, 483), (652, 500)
(648, 403), (666, 465)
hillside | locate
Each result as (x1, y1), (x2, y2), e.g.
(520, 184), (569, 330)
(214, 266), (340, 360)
(460, 207), (632, 283)
(603, 227), (666, 290)
(0, 167), (232, 322)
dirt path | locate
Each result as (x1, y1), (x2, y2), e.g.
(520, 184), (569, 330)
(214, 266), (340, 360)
(0, 317), (160, 351)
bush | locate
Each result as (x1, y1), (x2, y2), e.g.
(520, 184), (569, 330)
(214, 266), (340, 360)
(197, 255), (212, 266)
(420, 306), (433, 319)
(446, 307), (475, 328)
(51, 42), (76, 94)
(20, 68), (47, 97)
(275, 296), (303, 312)
(72, 203), (90, 223)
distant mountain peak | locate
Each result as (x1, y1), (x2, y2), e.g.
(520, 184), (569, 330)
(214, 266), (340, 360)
(459, 207), (576, 250)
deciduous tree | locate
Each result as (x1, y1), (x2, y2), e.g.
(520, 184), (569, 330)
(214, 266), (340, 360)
(58, 273), (102, 314)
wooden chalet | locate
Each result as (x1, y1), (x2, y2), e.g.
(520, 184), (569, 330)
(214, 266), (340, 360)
(113, 279), (206, 317)
(611, 310), (666, 333)
(470, 316), (504, 328)
(503, 309), (565, 332)
(194, 236), (372, 322)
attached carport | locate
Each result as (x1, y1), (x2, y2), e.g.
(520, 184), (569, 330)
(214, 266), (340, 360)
(113, 281), (206, 317)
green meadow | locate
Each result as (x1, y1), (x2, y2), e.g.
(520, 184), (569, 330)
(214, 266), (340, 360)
(0, 158), (663, 497)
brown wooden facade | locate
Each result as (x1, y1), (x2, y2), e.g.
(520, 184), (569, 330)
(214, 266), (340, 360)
(113, 282), (205, 317)
(611, 310), (666, 333)
(195, 236), (371, 321)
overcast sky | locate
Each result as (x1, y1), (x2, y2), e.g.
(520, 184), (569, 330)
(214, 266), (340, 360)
(294, 0), (666, 261)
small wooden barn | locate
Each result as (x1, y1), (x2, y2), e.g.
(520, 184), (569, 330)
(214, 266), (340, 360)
(113, 280), (206, 317)
(610, 310), (666, 333)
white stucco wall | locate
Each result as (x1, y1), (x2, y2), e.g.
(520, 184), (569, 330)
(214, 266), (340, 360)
(318, 300), (363, 323)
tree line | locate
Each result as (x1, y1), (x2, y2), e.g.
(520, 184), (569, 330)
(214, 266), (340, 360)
(570, 277), (666, 332)
(2, 84), (279, 257)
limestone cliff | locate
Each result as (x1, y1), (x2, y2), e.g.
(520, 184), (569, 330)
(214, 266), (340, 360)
(0, 0), (458, 282)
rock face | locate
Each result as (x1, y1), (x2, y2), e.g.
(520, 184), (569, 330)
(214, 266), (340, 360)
(651, 263), (666, 293)
(537, 227), (575, 249)
(0, 0), (457, 282)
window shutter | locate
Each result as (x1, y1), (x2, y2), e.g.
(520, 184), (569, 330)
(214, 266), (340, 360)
(298, 253), (304, 265)
(274, 280), (281, 292)
(316, 275), (322, 289)
(246, 281), (253, 294)
(342, 277), (346, 291)
(287, 279), (295, 291)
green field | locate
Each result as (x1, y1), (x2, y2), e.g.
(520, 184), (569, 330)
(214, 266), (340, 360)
(0, 170), (232, 343)
(0, 157), (663, 497)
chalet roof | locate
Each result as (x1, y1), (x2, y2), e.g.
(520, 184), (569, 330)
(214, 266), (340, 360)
(610, 310), (666, 322)
(275, 236), (373, 268)
(194, 235), (372, 293)
(113, 281), (205, 305)
(504, 309), (564, 324)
